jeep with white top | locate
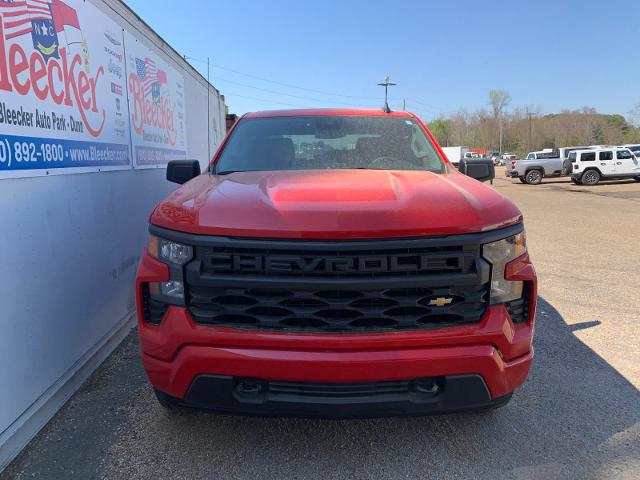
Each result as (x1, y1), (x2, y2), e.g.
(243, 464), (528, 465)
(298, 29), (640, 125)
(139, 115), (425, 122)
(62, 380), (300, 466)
(570, 147), (640, 185)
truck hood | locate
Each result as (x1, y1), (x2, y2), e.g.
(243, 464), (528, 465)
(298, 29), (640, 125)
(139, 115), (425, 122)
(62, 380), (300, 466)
(151, 169), (522, 239)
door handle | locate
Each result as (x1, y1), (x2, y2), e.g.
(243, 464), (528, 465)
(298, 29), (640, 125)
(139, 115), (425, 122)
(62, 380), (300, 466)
(616, 162), (622, 165)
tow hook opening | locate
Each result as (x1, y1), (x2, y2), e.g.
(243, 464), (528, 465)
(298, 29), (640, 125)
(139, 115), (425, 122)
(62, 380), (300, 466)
(413, 378), (441, 395)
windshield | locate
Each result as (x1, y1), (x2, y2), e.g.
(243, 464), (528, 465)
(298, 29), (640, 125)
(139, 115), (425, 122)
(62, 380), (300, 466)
(214, 116), (448, 174)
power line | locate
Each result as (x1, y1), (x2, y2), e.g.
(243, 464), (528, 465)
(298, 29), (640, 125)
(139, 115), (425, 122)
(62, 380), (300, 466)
(185, 56), (380, 101)
(184, 55), (446, 114)
(221, 91), (305, 109)
(405, 97), (445, 113)
(214, 76), (373, 108)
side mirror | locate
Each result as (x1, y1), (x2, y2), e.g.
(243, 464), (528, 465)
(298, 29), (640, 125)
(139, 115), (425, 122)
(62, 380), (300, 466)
(167, 160), (201, 184)
(458, 158), (495, 182)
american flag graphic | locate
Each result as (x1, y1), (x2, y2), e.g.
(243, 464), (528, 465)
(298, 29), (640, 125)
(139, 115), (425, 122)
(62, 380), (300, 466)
(135, 57), (167, 97)
(0, 0), (52, 40)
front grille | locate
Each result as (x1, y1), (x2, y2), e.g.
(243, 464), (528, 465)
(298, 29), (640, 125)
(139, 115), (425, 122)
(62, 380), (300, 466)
(174, 232), (498, 333)
(188, 284), (487, 332)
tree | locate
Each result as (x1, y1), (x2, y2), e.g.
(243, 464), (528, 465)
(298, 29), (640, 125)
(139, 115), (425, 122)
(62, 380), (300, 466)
(628, 102), (640, 127)
(489, 90), (512, 119)
(427, 119), (453, 146)
(489, 90), (511, 153)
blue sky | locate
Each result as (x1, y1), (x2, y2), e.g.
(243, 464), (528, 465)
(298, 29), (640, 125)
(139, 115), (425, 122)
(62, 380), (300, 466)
(125, 0), (640, 120)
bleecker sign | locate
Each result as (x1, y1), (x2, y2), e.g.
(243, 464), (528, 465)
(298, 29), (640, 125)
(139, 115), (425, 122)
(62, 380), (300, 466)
(0, 0), (131, 177)
(0, 40), (106, 136)
(124, 30), (187, 168)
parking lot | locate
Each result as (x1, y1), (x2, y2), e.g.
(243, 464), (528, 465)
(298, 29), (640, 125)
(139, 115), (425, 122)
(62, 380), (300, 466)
(3, 168), (639, 480)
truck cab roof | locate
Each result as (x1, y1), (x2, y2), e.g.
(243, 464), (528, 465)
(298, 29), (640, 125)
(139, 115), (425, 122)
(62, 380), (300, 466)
(243, 108), (417, 119)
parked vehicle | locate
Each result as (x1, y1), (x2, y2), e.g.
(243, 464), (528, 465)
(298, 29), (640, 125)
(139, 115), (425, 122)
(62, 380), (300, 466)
(500, 154), (516, 166)
(465, 151), (484, 159)
(623, 144), (640, 158)
(509, 146), (594, 184)
(570, 147), (640, 185)
(561, 146), (601, 175)
(441, 146), (469, 166)
(135, 109), (536, 417)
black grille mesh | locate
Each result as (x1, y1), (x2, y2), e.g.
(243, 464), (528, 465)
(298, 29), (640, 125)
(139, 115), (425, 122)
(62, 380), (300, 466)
(181, 235), (494, 333)
(188, 284), (487, 332)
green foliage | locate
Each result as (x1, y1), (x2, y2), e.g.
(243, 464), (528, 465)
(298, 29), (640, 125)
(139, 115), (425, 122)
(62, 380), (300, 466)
(427, 119), (453, 146)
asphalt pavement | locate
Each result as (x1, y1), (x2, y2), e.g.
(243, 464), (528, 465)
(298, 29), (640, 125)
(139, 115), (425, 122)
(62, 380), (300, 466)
(3, 168), (639, 480)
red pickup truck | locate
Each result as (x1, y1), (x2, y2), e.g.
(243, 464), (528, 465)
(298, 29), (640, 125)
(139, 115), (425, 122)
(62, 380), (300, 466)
(136, 109), (536, 417)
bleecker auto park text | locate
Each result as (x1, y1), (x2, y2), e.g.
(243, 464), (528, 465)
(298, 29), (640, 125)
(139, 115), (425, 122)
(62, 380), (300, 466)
(0, 23), (106, 137)
(0, 102), (84, 132)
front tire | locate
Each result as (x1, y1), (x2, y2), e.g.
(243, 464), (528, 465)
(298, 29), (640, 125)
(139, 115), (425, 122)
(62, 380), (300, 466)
(634, 176), (640, 182)
(581, 169), (600, 186)
(524, 169), (543, 185)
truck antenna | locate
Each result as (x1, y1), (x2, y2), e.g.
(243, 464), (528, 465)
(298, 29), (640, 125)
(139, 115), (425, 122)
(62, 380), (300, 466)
(377, 76), (396, 113)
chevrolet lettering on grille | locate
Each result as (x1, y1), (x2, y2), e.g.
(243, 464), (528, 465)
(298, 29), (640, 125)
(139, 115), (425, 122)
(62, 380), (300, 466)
(205, 253), (463, 275)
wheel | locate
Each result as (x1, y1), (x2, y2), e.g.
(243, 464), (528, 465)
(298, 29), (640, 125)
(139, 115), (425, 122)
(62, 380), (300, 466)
(581, 169), (600, 186)
(634, 176), (640, 182)
(518, 176), (527, 184)
(524, 169), (543, 185)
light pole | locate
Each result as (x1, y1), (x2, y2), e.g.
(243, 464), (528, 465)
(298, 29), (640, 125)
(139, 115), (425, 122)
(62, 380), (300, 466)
(377, 76), (396, 113)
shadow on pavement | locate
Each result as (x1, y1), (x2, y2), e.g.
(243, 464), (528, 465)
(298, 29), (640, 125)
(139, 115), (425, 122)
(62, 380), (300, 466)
(3, 297), (639, 480)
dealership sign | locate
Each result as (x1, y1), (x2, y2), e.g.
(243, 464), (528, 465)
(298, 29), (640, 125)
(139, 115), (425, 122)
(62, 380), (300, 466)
(0, 0), (187, 178)
(125, 31), (187, 167)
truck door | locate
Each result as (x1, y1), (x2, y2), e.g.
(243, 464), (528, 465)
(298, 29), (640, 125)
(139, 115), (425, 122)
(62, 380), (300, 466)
(597, 151), (615, 175)
(615, 149), (639, 176)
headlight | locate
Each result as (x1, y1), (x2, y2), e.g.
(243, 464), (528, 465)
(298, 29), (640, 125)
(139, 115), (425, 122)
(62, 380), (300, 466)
(148, 235), (193, 266)
(146, 235), (193, 305)
(483, 232), (527, 304)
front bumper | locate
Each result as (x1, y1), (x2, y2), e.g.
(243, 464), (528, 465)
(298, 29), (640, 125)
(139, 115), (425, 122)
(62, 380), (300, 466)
(160, 374), (514, 418)
(139, 303), (534, 414)
(136, 242), (537, 417)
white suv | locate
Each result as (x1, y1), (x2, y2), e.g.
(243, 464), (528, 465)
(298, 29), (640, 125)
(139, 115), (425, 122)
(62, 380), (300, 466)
(570, 148), (640, 185)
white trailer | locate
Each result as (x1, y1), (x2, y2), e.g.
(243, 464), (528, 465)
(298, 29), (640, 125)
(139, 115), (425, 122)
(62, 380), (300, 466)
(0, 0), (225, 470)
(441, 146), (470, 166)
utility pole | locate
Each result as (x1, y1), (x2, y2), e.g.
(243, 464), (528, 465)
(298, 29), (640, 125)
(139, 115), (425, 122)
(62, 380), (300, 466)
(526, 109), (533, 152)
(377, 76), (396, 113)
(402, 98), (406, 111)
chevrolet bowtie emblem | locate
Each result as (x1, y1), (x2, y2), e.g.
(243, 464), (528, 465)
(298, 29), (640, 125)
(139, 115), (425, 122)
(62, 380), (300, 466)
(429, 297), (453, 307)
